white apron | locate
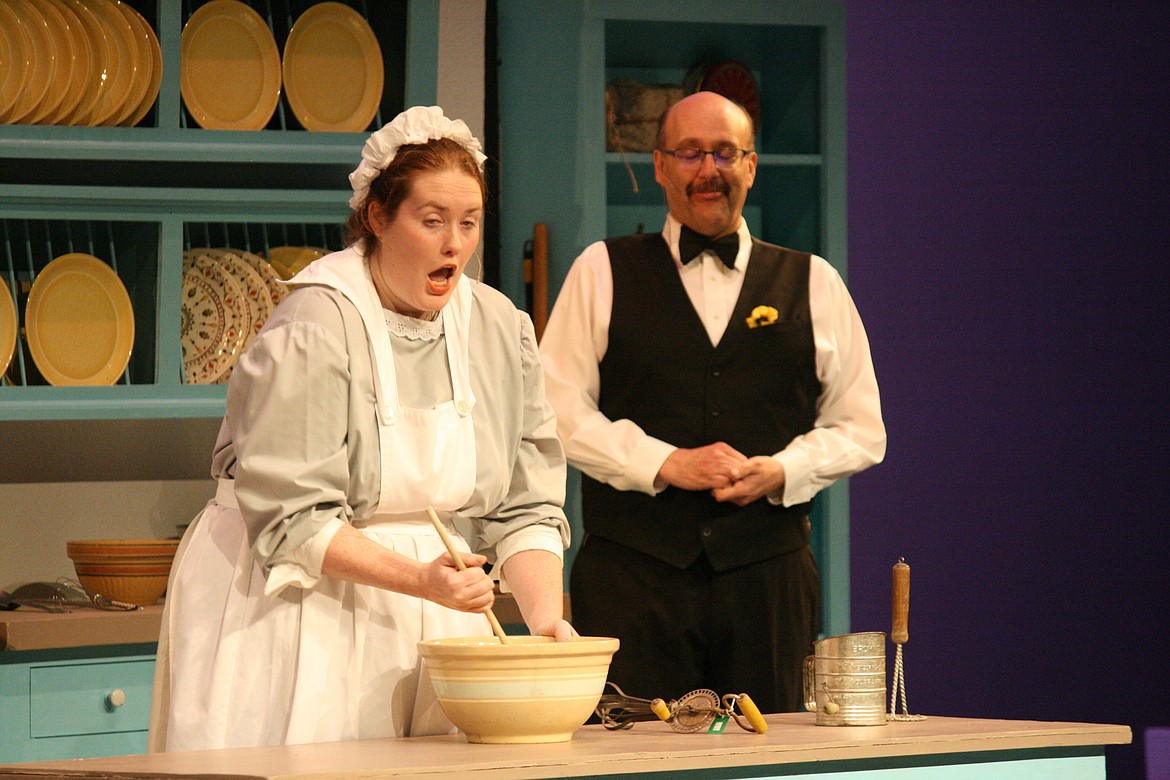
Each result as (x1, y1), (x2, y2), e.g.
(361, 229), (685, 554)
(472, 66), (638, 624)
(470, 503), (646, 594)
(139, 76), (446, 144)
(151, 250), (491, 751)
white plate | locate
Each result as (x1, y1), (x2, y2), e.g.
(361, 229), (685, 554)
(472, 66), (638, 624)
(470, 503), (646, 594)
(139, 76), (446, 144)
(233, 248), (289, 308)
(205, 249), (274, 348)
(181, 255), (247, 384)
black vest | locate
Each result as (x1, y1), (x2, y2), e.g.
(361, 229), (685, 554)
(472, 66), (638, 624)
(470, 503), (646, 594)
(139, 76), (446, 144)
(580, 233), (821, 571)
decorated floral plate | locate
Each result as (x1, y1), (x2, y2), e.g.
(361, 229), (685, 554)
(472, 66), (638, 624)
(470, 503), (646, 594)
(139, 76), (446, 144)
(233, 248), (289, 307)
(181, 255), (247, 384)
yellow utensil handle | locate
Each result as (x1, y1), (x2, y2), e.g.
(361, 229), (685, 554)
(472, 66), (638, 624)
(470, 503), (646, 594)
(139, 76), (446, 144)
(650, 698), (671, 722)
(738, 694), (768, 734)
(426, 507), (510, 644)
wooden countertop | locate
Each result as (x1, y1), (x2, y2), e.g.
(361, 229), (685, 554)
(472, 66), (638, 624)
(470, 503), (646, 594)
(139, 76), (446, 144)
(0, 713), (1131, 779)
(0, 594), (544, 652)
(0, 606), (165, 652)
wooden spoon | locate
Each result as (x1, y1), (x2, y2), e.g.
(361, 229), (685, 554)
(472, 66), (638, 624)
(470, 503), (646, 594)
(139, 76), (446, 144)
(426, 506), (510, 644)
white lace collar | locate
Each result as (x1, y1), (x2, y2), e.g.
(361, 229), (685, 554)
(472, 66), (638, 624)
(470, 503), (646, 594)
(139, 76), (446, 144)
(383, 307), (443, 342)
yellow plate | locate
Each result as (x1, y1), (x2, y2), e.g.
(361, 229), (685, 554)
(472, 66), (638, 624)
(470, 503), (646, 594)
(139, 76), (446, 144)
(181, 0), (281, 131)
(265, 245), (325, 280)
(57, 0), (110, 126)
(106, 0), (151, 126)
(5, 0), (55, 124)
(25, 253), (135, 386)
(282, 2), (383, 132)
(40, 0), (91, 126)
(76, 0), (134, 126)
(1, 281), (16, 379)
(26, 0), (76, 125)
(0, 2), (30, 123)
(85, 0), (139, 126)
(118, 1), (161, 127)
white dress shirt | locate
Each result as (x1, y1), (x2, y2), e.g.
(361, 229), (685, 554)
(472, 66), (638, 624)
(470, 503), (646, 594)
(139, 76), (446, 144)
(539, 214), (886, 507)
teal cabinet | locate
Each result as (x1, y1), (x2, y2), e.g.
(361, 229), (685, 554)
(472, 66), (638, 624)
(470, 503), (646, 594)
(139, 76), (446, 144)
(0, 644), (157, 763)
(497, 1), (851, 633)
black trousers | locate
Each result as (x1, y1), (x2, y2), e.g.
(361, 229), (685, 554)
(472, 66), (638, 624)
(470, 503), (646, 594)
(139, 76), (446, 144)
(570, 534), (820, 714)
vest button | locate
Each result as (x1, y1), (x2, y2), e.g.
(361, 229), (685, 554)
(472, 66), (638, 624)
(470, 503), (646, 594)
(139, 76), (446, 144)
(701, 526), (713, 538)
(711, 409), (720, 417)
(712, 370), (721, 377)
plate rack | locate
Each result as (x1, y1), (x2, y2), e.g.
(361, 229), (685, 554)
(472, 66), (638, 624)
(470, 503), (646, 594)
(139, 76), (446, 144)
(1, 214), (346, 393)
(0, 181), (349, 417)
(177, 0), (405, 134)
(0, 0), (433, 168)
(0, 0), (440, 423)
(1, 218), (158, 388)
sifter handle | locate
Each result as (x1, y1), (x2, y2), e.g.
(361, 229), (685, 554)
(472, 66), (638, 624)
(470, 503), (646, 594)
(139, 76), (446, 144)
(892, 558), (910, 644)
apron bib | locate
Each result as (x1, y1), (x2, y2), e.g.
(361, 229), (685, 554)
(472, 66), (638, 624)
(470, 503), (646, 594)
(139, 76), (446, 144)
(373, 289), (477, 514)
(282, 250), (482, 743)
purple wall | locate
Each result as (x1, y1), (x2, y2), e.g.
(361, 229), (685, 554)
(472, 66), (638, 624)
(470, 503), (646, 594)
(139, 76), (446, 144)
(846, 2), (1170, 777)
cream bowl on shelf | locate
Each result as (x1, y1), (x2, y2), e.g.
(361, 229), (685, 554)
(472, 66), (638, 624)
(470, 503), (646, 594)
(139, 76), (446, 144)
(418, 635), (619, 744)
(66, 538), (179, 606)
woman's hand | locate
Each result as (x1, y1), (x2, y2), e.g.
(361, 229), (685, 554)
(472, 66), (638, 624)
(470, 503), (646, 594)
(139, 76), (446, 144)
(419, 551), (496, 613)
(528, 618), (579, 642)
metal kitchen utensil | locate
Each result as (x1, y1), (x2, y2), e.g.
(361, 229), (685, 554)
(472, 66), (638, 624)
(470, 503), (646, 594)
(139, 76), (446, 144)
(889, 557), (925, 721)
(9, 578), (140, 611)
(1, 589), (69, 612)
(595, 682), (767, 734)
(803, 631), (888, 726)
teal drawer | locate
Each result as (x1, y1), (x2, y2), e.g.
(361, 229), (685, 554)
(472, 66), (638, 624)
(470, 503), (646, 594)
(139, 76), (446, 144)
(29, 659), (154, 738)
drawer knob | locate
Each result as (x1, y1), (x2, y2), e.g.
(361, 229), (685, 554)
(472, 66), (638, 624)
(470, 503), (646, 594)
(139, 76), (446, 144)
(107, 688), (127, 709)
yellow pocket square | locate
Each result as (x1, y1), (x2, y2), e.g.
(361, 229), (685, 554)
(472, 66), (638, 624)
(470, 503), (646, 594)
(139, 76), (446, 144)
(746, 305), (779, 329)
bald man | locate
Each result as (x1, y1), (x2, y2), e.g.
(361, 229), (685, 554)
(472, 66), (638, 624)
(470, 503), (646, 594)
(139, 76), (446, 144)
(540, 92), (885, 712)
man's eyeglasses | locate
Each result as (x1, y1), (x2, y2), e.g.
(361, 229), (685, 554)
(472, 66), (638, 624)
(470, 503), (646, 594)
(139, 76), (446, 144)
(660, 147), (752, 169)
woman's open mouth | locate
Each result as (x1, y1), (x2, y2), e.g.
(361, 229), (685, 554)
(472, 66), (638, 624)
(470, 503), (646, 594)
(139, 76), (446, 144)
(426, 264), (457, 295)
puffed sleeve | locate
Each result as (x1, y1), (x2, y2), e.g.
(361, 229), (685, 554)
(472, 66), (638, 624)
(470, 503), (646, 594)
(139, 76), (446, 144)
(224, 291), (354, 591)
(470, 309), (569, 590)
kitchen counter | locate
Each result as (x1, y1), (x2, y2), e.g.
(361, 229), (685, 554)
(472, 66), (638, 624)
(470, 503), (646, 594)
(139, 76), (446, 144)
(0, 594), (546, 652)
(0, 713), (1131, 779)
(0, 607), (164, 652)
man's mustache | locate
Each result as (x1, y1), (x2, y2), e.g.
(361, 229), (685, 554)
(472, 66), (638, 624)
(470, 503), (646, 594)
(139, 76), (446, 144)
(687, 178), (728, 196)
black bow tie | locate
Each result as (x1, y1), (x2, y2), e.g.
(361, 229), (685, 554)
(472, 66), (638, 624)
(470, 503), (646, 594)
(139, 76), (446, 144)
(678, 225), (740, 269)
